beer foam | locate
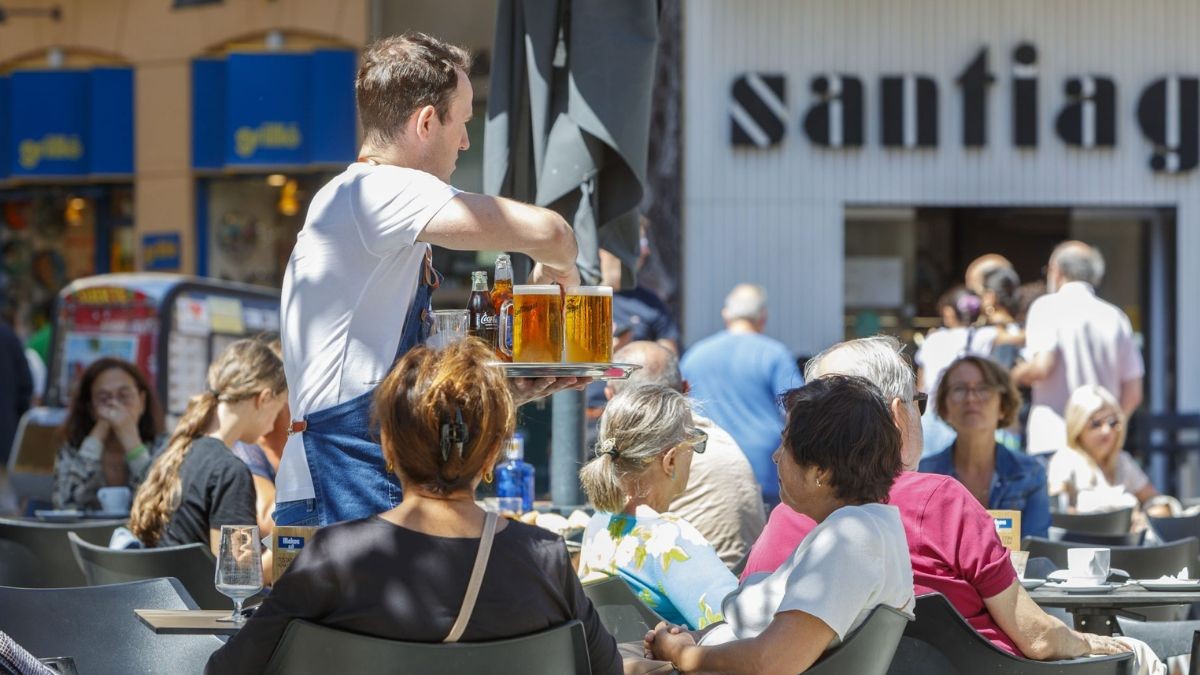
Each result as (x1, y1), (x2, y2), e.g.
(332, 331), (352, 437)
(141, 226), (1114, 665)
(513, 284), (562, 295)
(566, 286), (613, 297)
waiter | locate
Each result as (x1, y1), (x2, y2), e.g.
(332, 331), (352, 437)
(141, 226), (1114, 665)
(275, 33), (582, 527)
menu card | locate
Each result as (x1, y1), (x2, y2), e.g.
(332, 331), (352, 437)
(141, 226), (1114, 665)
(988, 509), (1022, 551)
(272, 526), (319, 580)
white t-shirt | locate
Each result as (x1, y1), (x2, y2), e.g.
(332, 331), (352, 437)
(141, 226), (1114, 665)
(915, 325), (999, 408)
(702, 503), (914, 648)
(1025, 283), (1145, 455)
(276, 163), (459, 503)
(1047, 448), (1150, 510)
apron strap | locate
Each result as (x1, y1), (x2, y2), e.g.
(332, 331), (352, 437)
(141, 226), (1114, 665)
(444, 511), (499, 643)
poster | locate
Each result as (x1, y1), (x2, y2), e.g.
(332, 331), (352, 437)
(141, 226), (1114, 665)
(175, 296), (210, 336)
(60, 333), (138, 398)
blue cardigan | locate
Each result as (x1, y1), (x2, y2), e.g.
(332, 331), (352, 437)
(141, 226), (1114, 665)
(919, 443), (1051, 539)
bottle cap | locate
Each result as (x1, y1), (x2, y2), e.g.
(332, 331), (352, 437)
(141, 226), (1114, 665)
(504, 433), (524, 460)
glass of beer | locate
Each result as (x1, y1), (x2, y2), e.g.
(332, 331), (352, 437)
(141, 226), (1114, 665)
(564, 286), (613, 363)
(501, 285), (563, 362)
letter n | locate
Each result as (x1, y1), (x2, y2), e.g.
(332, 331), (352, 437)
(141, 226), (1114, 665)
(881, 76), (938, 148)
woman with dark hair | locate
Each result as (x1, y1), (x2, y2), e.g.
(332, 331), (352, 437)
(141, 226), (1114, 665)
(644, 375), (913, 675)
(53, 358), (164, 511)
(919, 355), (1050, 538)
(207, 338), (620, 674)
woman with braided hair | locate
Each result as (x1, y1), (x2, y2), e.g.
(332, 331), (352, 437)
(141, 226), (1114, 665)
(129, 339), (286, 568)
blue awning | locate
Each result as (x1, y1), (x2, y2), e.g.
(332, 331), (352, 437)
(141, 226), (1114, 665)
(191, 49), (357, 170)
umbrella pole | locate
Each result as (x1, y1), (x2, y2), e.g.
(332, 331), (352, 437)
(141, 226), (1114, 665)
(550, 388), (586, 507)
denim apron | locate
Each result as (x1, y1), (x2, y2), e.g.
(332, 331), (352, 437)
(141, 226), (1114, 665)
(276, 250), (440, 526)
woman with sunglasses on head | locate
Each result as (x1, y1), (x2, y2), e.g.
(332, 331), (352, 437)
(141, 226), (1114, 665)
(919, 355), (1050, 538)
(578, 384), (738, 632)
(53, 358), (164, 511)
(207, 338), (620, 675)
(1048, 385), (1161, 514)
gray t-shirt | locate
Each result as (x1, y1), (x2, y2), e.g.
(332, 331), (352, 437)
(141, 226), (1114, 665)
(159, 437), (256, 548)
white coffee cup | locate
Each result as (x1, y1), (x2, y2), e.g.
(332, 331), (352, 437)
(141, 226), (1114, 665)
(97, 486), (132, 514)
(1066, 547), (1111, 583)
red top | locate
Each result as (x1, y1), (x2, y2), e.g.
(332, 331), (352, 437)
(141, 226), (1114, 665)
(743, 471), (1021, 655)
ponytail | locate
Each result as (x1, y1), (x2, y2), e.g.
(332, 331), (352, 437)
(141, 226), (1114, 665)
(579, 445), (627, 513)
(129, 391), (218, 546)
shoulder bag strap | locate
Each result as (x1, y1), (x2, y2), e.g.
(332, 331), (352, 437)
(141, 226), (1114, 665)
(444, 511), (499, 643)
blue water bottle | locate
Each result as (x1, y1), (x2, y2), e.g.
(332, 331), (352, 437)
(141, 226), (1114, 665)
(495, 434), (535, 513)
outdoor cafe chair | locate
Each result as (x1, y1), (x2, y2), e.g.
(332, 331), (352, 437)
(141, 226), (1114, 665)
(1048, 527), (1145, 547)
(1115, 617), (1200, 663)
(67, 531), (230, 610)
(1149, 513), (1200, 544)
(886, 593), (1135, 675)
(0, 577), (222, 675)
(581, 575), (666, 643)
(261, 619), (591, 675)
(1023, 536), (1200, 580)
(805, 605), (911, 675)
(0, 517), (125, 588)
(1051, 509), (1134, 536)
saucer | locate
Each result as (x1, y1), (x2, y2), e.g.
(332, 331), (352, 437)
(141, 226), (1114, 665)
(1019, 578), (1046, 590)
(1052, 580), (1113, 593)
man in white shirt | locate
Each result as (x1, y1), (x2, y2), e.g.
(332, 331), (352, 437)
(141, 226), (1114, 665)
(276, 33), (583, 526)
(1014, 241), (1144, 458)
(606, 341), (766, 567)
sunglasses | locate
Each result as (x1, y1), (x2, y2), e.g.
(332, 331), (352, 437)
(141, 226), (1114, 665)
(911, 393), (928, 416)
(1088, 416), (1122, 431)
(682, 428), (708, 454)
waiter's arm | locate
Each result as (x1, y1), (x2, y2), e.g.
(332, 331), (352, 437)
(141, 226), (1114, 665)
(420, 193), (578, 274)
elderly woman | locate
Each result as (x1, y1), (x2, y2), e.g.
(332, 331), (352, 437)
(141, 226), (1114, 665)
(1048, 385), (1161, 514)
(645, 375), (915, 675)
(578, 384), (737, 630)
(919, 355), (1050, 538)
(207, 339), (620, 674)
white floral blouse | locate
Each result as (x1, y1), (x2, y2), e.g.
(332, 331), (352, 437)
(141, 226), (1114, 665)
(578, 505), (739, 630)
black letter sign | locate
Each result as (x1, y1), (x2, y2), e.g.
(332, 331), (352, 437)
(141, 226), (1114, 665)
(730, 73), (787, 148)
(1137, 77), (1199, 173)
(881, 76), (938, 147)
(957, 48), (995, 148)
(1013, 43), (1038, 147)
(803, 74), (864, 148)
(1056, 76), (1117, 148)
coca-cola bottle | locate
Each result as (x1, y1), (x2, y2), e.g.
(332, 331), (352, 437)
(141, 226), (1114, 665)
(467, 270), (499, 350)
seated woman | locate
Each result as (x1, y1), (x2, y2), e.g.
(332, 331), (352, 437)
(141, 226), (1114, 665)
(129, 339), (285, 574)
(645, 375), (914, 675)
(53, 358), (164, 511)
(206, 339), (620, 674)
(577, 384), (738, 630)
(1048, 385), (1162, 514)
(919, 355), (1050, 538)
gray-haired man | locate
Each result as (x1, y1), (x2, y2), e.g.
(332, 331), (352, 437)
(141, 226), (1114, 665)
(607, 341), (765, 567)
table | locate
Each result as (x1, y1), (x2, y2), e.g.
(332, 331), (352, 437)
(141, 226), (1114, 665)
(1028, 584), (1200, 635)
(135, 609), (244, 636)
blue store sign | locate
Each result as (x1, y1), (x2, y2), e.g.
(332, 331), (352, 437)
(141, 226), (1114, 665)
(0, 68), (134, 179)
(192, 50), (357, 169)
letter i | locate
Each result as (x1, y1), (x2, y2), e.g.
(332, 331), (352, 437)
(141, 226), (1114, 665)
(1013, 43), (1038, 147)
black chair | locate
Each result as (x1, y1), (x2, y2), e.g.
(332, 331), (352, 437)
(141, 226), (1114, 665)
(0, 578), (222, 675)
(1115, 617), (1200, 661)
(1149, 514), (1200, 543)
(581, 575), (666, 643)
(1047, 527), (1144, 547)
(0, 518), (125, 587)
(67, 532), (228, 610)
(261, 619), (590, 675)
(807, 605), (911, 675)
(1023, 536), (1200, 580)
(886, 593), (1134, 675)
(1051, 509), (1134, 536)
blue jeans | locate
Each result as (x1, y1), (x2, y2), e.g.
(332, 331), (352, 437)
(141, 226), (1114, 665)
(273, 498), (320, 528)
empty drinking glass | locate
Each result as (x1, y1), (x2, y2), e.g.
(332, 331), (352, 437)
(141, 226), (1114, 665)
(214, 524), (263, 623)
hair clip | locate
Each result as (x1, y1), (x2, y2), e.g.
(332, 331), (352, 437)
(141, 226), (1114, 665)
(440, 408), (469, 462)
(596, 438), (619, 460)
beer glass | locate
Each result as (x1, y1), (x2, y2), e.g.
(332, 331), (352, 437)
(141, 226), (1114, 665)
(564, 286), (613, 363)
(500, 285), (563, 362)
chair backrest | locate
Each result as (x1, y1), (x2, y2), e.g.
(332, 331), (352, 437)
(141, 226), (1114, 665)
(1149, 514), (1200, 544)
(886, 593), (1134, 675)
(807, 605), (910, 675)
(1051, 508), (1134, 535)
(67, 531), (227, 609)
(5, 407), (67, 505)
(261, 619), (591, 675)
(581, 575), (666, 643)
(0, 578), (221, 675)
(0, 518), (124, 587)
(1048, 527), (1144, 547)
(1024, 536), (1200, 579)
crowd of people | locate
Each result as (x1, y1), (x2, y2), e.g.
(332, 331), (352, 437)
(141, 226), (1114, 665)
(0, 30), (1177, 675)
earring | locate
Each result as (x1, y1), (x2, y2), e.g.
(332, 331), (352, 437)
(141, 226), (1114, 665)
(816, 478), (822, 487)
(483, 470), (493, 484)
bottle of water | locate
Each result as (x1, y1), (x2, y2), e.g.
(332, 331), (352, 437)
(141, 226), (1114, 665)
(495, 434), (535, 514)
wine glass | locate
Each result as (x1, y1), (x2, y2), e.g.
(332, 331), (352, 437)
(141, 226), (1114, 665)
(214, 524), (263, 623)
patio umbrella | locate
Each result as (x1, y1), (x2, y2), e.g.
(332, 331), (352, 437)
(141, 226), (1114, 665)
(484, 0), (658, 505)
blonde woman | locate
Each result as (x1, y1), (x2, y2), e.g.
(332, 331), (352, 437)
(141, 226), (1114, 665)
(129, 339), (286, 570)
(1048, 385), (1159, 513)
(578, 384), (738, 631)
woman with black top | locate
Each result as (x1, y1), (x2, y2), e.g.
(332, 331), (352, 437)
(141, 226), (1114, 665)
(206, 338), (621, 674)
(129, 339), (286, 573)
